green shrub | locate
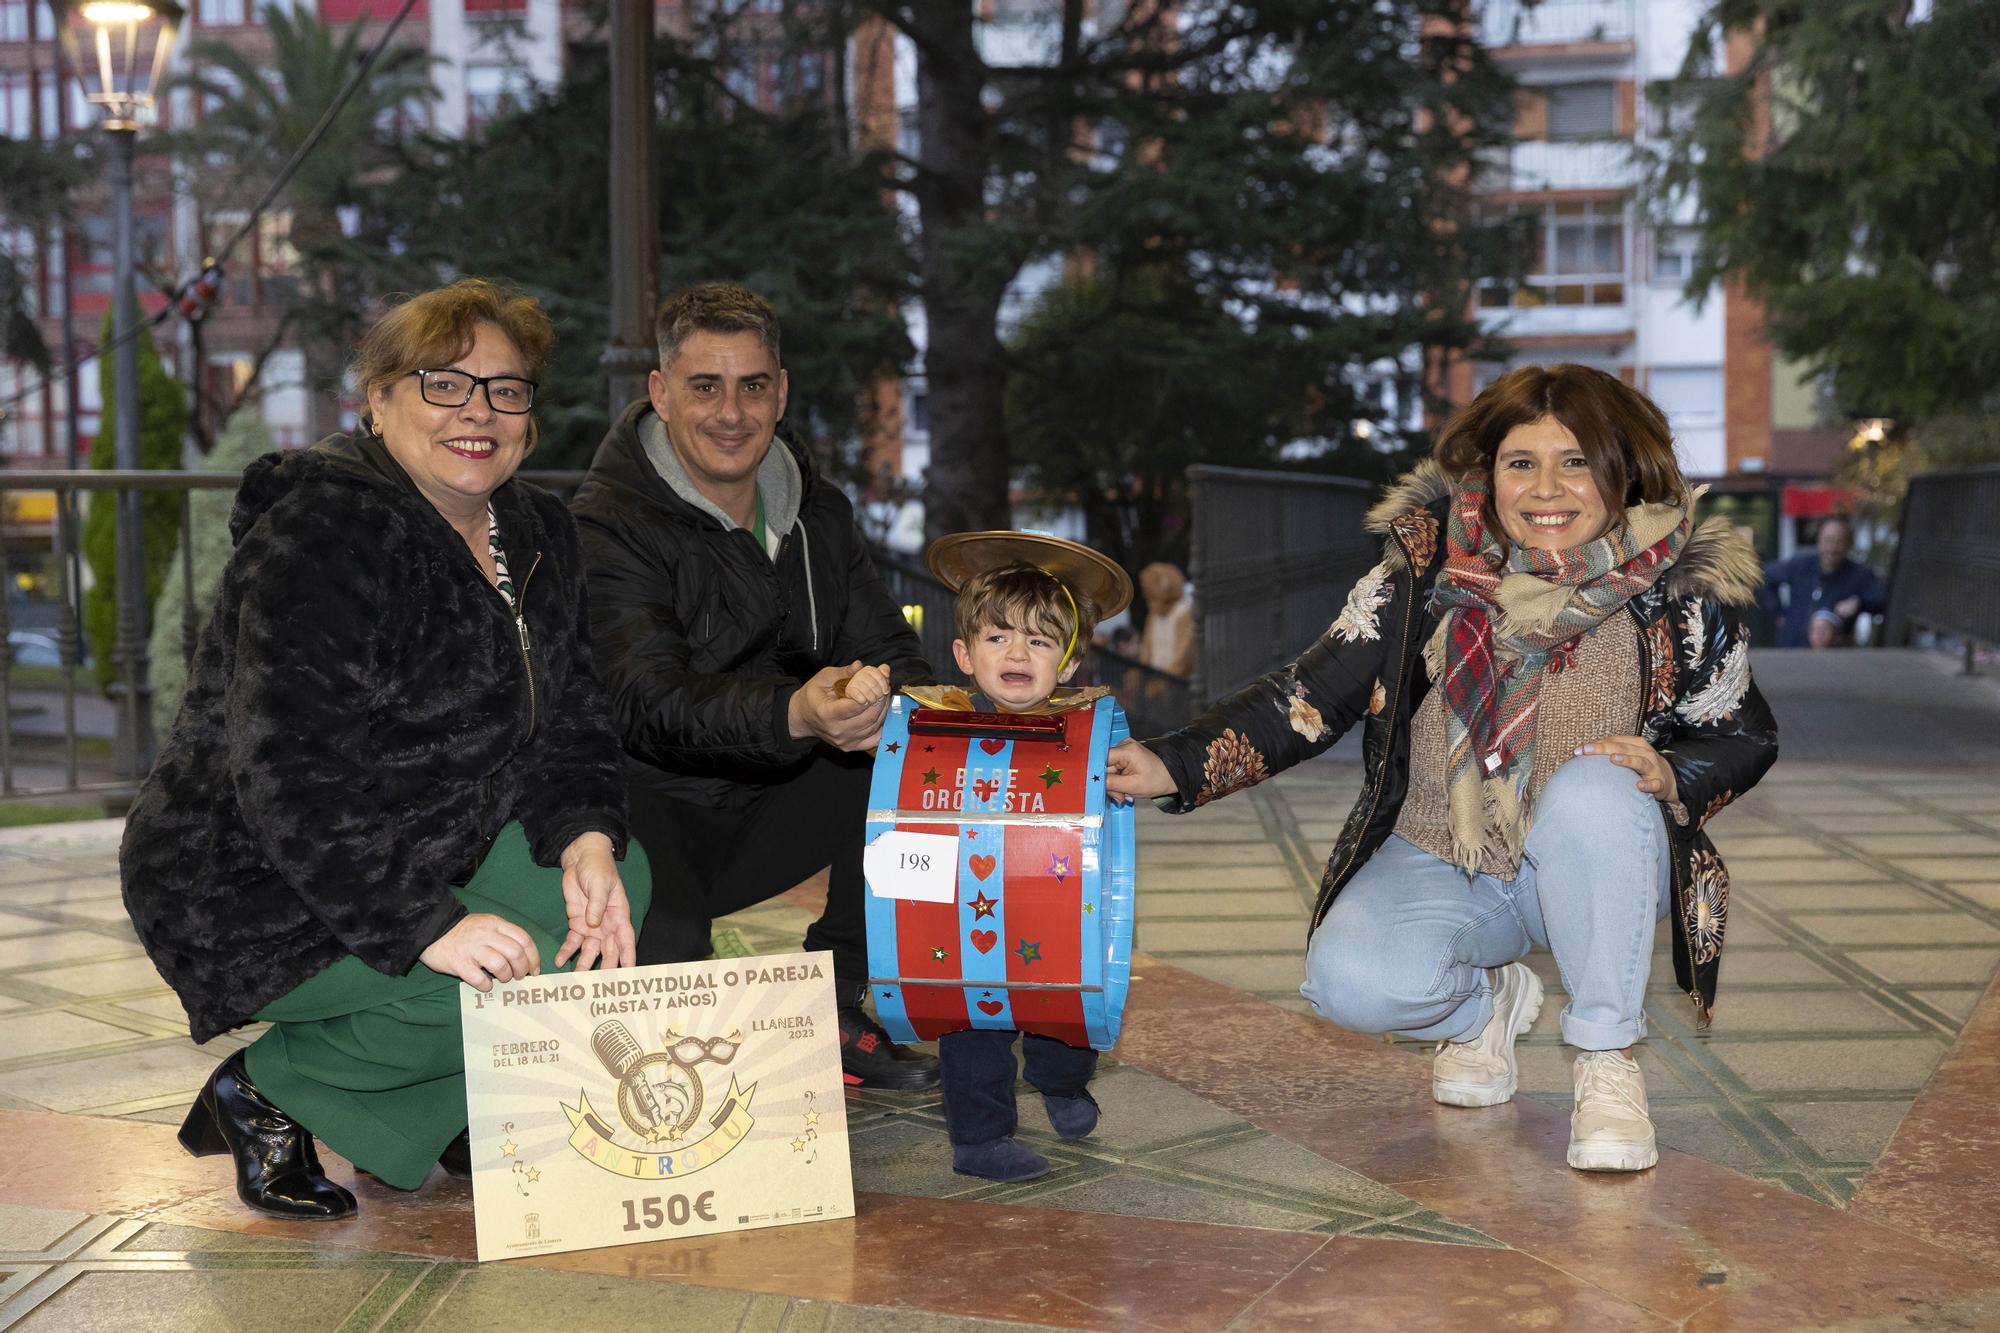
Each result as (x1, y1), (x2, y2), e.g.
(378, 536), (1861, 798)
(81, 314), (187, 696)
(149, 412), (275, 738)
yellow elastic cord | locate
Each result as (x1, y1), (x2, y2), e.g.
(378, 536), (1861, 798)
(1042, 567), (1081, 674)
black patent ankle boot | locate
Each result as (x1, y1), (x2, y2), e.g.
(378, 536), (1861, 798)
(178, 1050), (356, 1221)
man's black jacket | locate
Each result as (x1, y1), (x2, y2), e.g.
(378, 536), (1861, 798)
(570, 401), (927, 808)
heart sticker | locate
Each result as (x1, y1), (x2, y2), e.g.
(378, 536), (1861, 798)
(979, 738), (1007, 755)
(968, 854), (997, 880)
(970, 929), (997, 953)
(976, 999), (1005, 1016)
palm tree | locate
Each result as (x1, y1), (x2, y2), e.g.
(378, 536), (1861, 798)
(174, 6), (437, 435)
(0, 135), (90, 372)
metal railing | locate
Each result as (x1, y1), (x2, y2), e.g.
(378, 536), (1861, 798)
(1884, 465), (2000, 671)
(1186, 464), (1379, 705)
(1477, 0), (1636, 48)
(0, 468), (588, 804)
(0, 466), (1200, 803)
(1479, 138), (1636, 193)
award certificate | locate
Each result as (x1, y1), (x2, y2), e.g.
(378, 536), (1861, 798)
(459, 950), (853, 1261)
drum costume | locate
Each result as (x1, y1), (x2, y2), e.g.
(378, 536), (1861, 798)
(863, 533), (1136, 1182)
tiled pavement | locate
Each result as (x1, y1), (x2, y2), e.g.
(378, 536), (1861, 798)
(0, 650), (1997, 1328)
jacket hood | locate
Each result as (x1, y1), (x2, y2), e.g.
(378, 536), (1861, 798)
(592, 400), (819, 535)
(230, 433), (413, 545)
(1363, 459), (1762, 607)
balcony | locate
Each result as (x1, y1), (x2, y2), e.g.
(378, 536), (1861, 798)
(1480, 138), (1635, 193)
(1478, 0), (1635, 51)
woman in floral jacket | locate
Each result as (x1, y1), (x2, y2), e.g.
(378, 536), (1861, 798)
(1109, 365), (1777, 1173)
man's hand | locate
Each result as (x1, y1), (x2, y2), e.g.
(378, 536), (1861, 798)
(556, 832), (636, 972)
(1105, 739), (1176, 804)
(789, 660), (890, 751)
(1833, 595), (1861, 619)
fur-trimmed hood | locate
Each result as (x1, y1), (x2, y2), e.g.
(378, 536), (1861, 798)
(1361, 460), (1762, 607)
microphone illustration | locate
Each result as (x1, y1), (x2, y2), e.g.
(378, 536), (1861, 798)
(592, 1020), (667, 1134)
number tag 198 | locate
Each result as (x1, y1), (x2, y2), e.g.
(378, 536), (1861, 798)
(863, 830), (958, 903)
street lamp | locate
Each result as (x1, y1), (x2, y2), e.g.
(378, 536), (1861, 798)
(56, 0), (184, 782)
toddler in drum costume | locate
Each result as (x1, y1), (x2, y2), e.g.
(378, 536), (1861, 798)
(845, 531), (1131, 1182)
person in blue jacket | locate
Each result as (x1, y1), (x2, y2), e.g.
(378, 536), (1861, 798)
(1762, 518), (1885, 648)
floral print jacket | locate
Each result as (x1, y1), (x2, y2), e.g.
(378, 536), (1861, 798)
(1147, 462), (1779, 1026)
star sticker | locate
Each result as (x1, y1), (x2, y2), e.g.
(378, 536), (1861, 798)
(967, 891), (999, 918)
(791, 1137), (807, 1153)
(1014, 939), (1042, 965)
(1046, 852), (1071, 881)
(881, 989), (896, 1000)
(1038, 764), (1064, 788)
(1083, 902), (1095, 914)
(967, 830), (978, 839)
(526, 1166), (541, 1183)
(805, 1109), (821, 1126)
(885, 742), (900, 753)
(501, 1139), (519, 1157)
(931, 946), (949, 961)
(923, 744), (935, 752)
(921, 767), (941, 785)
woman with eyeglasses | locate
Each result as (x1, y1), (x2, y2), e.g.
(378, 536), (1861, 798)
(121, 279), (648, 1220)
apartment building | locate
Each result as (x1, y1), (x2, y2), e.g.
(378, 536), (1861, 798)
(1457, 0), (1846, 556)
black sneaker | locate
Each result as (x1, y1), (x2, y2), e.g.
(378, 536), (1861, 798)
(836, 1004), (941, 1091)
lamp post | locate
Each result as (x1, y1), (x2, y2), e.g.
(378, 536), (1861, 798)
(56, 0), (183, 782)
(601, 0), (657, 419)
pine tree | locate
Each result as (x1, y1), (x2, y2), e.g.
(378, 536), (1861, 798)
(868, 0), (1517, 539)
(1649, 0), (2000, 425)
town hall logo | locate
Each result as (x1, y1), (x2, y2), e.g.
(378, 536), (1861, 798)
(560, 1020), (757, 1180)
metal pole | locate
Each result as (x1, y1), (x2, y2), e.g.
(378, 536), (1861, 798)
(601, 0), (659, 421)
(108, 124), (154, 781)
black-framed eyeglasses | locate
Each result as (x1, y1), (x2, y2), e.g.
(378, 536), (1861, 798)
(410, 369), (538, 414)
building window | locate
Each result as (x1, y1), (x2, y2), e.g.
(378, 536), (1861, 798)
(0, 71), (31, 138)
(1481, 199), (1626, 309)
(1651, 226), (1700, 286)
(196, 0), (247, 25)
(1648, 367), (1723, 425)
(1544, 81), (1616, 140)
(0, 0), (28, 41)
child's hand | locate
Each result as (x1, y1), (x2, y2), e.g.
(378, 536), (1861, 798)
(840, 663), (893, 709)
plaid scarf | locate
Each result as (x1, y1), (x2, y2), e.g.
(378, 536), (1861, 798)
(1423, 469), (1694, 872)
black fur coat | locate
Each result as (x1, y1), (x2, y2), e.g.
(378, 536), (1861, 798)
(121, 435), (628, 1042)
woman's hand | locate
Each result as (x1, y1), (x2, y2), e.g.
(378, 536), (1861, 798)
(1105, 740), (1176, 805)
(1577, 736), (1679, 805)
(557, 832), (637, 972)
(421, 913), (541, 991)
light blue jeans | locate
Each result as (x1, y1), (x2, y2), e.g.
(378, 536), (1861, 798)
(1302, 755), (1672, 1052)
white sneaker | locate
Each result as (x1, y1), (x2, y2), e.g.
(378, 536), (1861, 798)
(1432, 962), (1545, 1107)
(1567, 1049), (1659, 1172)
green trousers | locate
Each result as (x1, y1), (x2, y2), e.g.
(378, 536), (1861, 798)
(243, 822), (652, 1190)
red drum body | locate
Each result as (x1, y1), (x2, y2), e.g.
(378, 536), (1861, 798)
(863, 695), (1136, 1051)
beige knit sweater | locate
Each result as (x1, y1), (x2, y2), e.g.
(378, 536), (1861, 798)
(1394, 620), (1643, 878)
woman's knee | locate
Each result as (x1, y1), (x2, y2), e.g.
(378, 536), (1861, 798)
(1538, 754), (1654, 828)
(1303, 919), (1441, 1034)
